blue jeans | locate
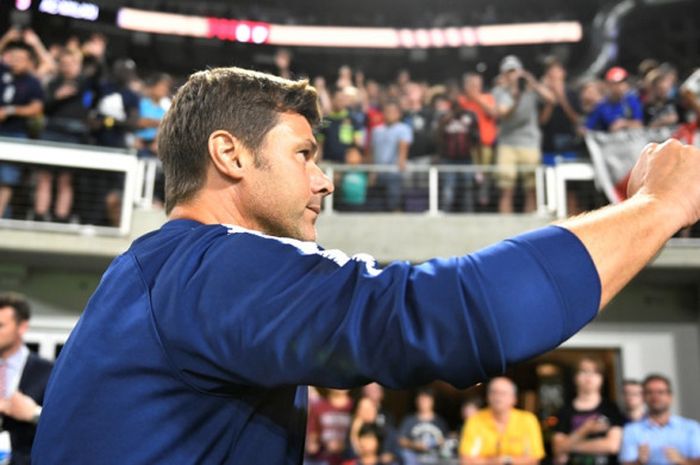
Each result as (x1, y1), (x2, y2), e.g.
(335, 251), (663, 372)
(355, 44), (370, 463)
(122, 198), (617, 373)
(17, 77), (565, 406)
(377, 172), (402, 211)
(0, 131), (28, 186)
(440, 159), (475, 212)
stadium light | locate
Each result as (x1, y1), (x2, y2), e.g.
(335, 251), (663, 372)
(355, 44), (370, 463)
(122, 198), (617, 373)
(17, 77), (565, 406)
(116, 7), (582, 49)
(38, 0), (100, 21)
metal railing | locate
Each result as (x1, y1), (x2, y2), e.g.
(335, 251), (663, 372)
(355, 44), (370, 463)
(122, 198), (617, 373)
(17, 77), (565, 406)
(0, 137), (139, 236)
(1, 136), (696, 239)
(320, 160), (606, 219)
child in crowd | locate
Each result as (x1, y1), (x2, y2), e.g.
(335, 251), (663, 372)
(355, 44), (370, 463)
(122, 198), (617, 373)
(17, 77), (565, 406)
(343, 424), (398, 465)
(340, 145), (369, 211)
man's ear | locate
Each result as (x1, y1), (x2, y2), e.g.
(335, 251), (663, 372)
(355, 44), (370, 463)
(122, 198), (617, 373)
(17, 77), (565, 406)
(17, 320), (29, 339)
(207, 130), (252, 180)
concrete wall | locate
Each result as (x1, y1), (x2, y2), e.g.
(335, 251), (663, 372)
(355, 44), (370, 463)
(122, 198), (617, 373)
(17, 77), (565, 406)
(3, 210), (700, 266)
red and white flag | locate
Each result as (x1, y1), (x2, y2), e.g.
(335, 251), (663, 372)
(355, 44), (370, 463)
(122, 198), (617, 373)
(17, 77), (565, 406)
(585, 124), (699, 203)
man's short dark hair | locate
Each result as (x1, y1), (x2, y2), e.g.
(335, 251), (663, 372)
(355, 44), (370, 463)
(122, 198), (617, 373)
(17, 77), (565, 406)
(462, 72), (481, 83)
(0, 292), (31, 323)
(642, 374), (672, 393)
(623, 379), (642, 387)
(358, 422), (382, 442)
(2, 40), (38, 65)
(416, 386), (435, 398)
(157, 67), (321, 213)
(145, 72), (172, 88)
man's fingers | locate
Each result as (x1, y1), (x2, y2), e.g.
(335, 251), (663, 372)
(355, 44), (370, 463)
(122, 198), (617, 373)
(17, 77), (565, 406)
(642, 142), (658, 156)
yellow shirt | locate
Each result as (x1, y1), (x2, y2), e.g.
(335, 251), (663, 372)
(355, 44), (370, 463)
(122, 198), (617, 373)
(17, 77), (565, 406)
(459, 408), (545, 459)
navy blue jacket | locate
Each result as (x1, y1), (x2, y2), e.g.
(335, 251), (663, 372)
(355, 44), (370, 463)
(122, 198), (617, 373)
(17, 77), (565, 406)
(4, 352), (53, 465)
(33, 220), (600, 464)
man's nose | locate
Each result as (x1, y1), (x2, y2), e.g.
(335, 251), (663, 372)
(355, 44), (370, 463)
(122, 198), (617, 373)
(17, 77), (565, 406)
(310, 163), (334, 196)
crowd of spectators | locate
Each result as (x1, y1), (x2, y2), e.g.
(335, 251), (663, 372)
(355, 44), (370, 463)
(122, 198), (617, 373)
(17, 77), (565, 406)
(0, 27), (171, 225)
(1, 26), (700, 225)
(303, 52), (700, 215)
(303, 358), (700, 465)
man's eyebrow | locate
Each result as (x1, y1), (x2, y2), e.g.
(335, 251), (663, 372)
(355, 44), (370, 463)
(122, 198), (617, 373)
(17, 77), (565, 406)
(307, 139), (319, 152)
(297, 139), (319, 156)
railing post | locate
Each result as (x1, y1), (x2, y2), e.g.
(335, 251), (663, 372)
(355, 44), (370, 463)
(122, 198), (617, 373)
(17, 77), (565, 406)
(134, 159), (146, 207)
(119, 156), (139, 236)
(428, 166), (439, 215)
(545, 166), (557, 214)
(144, 160), (157, 209)
(535, 166), (547, 216)
(323, 166), (334, 214)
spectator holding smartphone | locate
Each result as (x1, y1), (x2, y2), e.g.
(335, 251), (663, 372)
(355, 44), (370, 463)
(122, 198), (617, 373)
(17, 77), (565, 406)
(0, 30), (44, 218)
(493, 55), (555, 213)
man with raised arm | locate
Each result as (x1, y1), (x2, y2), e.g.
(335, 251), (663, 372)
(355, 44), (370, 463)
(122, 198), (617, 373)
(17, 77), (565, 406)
(33, 67), (700, 465)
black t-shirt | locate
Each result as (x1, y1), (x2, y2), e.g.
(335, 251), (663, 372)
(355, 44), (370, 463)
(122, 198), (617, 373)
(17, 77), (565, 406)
(45, 76), (92, 134)
(540, 89), (585, 154)
(554, 399), (625, 465)
(0, 63), (44, 134)
(643, 94), (698, 128)
(404, 108), (437, 159)
(398, 414), (449, 457)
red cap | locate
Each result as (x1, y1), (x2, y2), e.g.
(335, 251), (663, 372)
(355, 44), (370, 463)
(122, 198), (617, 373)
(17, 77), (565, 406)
(605, 66), (628, 83)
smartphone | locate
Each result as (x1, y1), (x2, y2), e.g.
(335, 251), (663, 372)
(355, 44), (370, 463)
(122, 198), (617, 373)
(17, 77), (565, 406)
(518, 77), (527, 92)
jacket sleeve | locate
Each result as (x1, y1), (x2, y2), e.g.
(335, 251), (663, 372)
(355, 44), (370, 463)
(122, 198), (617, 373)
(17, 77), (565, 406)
(151, 225), (600, 391)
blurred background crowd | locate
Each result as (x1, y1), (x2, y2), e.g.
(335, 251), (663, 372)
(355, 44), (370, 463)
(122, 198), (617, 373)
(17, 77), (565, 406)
(0, 1), (699, 464)
(302, 358), (699, 465)
(1, 22), (699, 225)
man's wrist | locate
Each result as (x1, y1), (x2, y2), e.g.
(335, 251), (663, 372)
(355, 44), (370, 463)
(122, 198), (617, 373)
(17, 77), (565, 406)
(3, 106), (16, 116)
(627, 192), (688, 236)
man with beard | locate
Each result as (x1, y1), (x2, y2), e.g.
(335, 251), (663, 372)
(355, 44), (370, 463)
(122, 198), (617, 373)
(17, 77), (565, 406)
(32, 67), (700, 465)
(620, 375), (700, 465)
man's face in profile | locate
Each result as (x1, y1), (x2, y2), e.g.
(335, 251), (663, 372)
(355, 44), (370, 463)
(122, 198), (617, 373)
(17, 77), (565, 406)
(241, 112), (333, 242)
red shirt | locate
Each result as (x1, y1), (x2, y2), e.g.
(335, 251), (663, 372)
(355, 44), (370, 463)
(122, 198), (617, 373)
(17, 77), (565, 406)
(307, 396), (354, 464)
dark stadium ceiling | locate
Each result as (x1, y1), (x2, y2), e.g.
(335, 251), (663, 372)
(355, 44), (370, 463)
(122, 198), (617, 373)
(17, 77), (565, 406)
(7, 0), (696, 80)
(87, 0), (613, 28)
(76, 0), (696, 30)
